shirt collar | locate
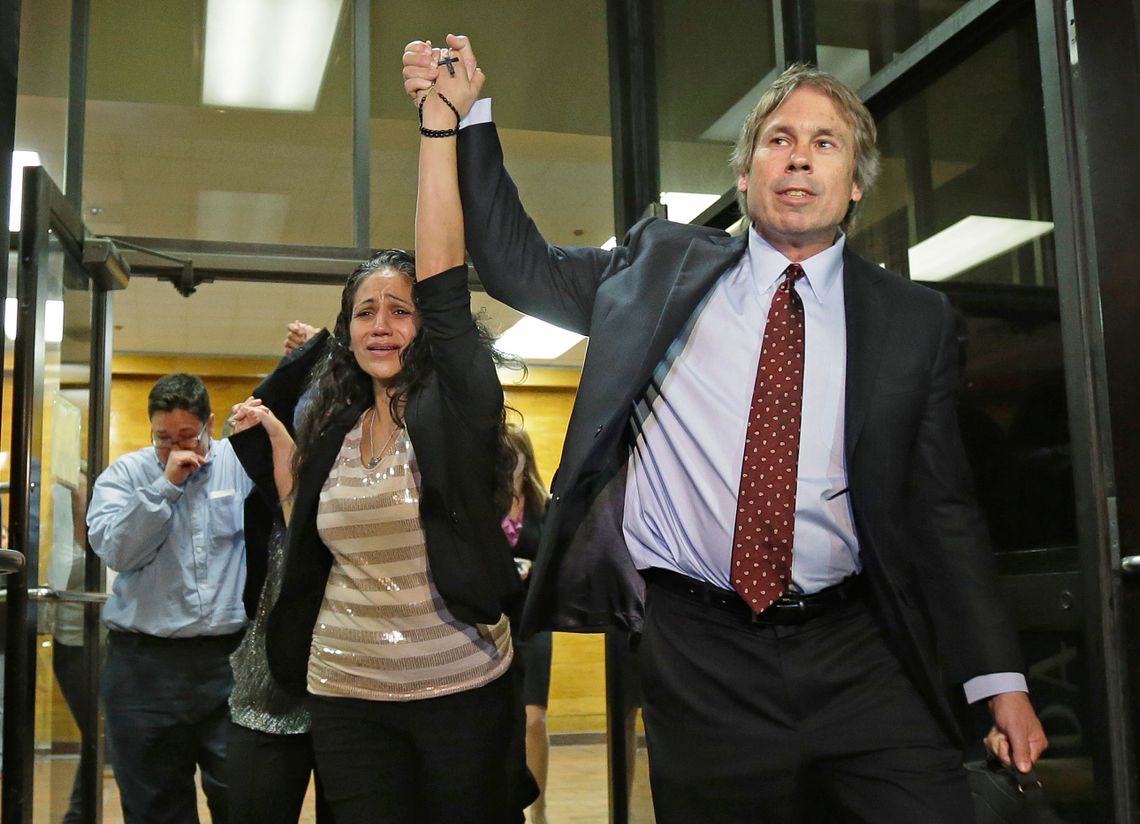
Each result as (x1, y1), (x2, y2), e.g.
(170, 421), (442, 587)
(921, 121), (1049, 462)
(746, 226), (847, 305)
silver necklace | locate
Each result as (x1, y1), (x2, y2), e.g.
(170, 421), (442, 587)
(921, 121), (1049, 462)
(363, 407), (399, 469)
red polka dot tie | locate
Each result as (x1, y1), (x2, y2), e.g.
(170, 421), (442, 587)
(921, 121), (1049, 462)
(731, 263), (805, 614)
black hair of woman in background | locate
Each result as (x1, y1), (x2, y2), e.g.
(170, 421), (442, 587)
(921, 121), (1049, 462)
(502, 425), (555, 824)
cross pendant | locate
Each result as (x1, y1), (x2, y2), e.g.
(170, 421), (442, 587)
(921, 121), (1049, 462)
(437, 55), (459, 76)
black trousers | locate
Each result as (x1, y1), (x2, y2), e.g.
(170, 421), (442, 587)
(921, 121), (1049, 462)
(227, 722), (334, 824)
(307, 674), (517, 824)
(638, 580), (975, 824)
(102, 631), (239, 824)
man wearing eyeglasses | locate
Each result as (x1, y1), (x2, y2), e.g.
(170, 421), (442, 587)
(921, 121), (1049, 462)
(88, 373), (253, 824)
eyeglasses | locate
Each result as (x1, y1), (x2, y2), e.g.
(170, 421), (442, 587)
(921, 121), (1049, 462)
(151, 422), (209, 451)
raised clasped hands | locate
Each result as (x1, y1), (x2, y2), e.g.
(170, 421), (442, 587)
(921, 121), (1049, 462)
(402, 33), (484, 124)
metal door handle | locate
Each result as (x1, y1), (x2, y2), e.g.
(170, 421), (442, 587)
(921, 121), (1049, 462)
(27, 586), (110, 603)
(0, 549), (25, 575)
(1121, 556), (1140, 574)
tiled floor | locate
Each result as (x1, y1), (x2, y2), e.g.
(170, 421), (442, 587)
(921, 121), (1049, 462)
(30, 741), (656, 823)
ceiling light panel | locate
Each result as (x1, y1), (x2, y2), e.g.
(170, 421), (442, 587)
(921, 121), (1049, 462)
(496, 316), (585, 361)
(202, 0), (344, 112)
(907, 216), (1054, 282)
(9, 150), (41, 232)
(660, 191), (721, 224)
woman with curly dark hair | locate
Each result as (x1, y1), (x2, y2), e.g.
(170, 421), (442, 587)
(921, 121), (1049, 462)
(226, 44), (532, 822)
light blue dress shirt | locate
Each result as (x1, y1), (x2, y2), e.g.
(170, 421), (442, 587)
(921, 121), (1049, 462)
(460, 101), (1025, 702)
(88, 439), (252, 637)
(625, 228), (856, 594)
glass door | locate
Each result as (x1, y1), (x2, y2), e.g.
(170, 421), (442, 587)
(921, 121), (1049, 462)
(3, 164), (120, 824)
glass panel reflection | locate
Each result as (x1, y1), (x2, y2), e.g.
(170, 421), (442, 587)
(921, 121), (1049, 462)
(82, 0), (354, 245)
(0, 252), (14, 811)
(369, 1), (614, 250)
(34, 239), (97, 823)
(813, 0), (970, 85)
(13, 0), (71, 204)
(655, 0), (778, 222)
(850, 17), (1052, 286)
(850, 12), (1092, 820)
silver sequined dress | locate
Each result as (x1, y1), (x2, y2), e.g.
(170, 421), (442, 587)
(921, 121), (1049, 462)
(228, 518), (310, 734)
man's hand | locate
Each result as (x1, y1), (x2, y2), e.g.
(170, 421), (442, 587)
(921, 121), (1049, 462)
(163, 449), (207, 486)
(284, 321), (319, 353)
(985, 691), (1048, 773)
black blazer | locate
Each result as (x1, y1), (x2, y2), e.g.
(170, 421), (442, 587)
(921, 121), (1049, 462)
(457, 122), (1023, 739)
(230, 266), (520, 695)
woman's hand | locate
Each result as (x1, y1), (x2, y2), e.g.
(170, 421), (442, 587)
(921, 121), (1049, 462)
(402, 39), (436, 106)
(228, 397), (288, 443)
(229, 396), (297, 517)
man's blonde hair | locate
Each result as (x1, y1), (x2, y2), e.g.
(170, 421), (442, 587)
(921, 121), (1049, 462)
(729, 64), (880, 225)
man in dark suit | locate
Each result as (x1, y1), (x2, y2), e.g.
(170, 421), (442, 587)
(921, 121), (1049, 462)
(405, 37), (1046, 823)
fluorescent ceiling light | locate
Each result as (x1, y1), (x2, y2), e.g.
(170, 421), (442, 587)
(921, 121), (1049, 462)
(660, 192), (721, 224)
(497, 316), (585, 361)
(726, 215), (749, 237)
(5, 297), (64, 343)
(202, 0), (344, 112)
(9, 150), (41, 232)
(908, 216), (1054, 281)
(45, 299), (64, 343)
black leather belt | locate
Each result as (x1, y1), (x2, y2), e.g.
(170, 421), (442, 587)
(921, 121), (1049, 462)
(108, 630), (244, 648)
(642, 568), (863, 625)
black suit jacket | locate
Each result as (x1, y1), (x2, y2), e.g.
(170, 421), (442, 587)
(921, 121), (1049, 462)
(230, 266), (521, 695)
(457, 122), (1023, 738)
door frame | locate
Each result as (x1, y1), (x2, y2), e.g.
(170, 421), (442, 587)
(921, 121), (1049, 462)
(2, 165), (124, 824)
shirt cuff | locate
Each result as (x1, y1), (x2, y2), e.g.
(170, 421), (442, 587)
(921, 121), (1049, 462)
(963, 672), (1028, 704)
(460, 98), (492, 129)
(157, 477), (184, 500)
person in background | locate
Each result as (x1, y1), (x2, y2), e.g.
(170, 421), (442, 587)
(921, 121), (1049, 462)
(48, 467), (96, 824)
(284, 321), (320, 354)
(226, 46), (534, 821)
(224, 329), (334, 824)
(88, 373), (251, 824)
(502, 425), (553, 824)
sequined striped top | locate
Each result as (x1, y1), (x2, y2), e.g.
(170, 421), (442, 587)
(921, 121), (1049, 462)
(307, 413), (512, 701)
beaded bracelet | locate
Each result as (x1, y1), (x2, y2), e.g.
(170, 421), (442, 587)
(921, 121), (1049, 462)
(419, 90), (460, 138)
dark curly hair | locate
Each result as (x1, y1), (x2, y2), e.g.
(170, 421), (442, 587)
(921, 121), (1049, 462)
(293, 249), (520, 508)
